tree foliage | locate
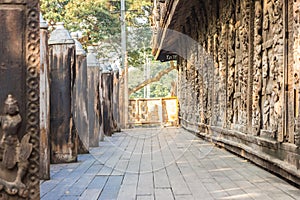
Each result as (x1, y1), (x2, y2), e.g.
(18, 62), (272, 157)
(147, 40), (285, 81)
(41, 0), (151, 61)
(129, 61), (178, 98)
(41, 0), (177, 98)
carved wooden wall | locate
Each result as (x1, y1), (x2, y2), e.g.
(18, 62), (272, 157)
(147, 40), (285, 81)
(171, 0), (300, 184)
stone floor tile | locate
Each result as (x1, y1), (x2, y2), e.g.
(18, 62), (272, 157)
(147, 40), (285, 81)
(154, 168), (171, 188)
(155, 188), (174, 200)
(40, 128), (300, 200)
(78, 189), (101, 200)
(137, 173), (154, 195)
(117, 184), (137, 200)
(98, 175), (123, 200)
(136, 195), (155, 200)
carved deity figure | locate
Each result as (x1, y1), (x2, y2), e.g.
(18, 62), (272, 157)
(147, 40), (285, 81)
(254, 0), (262, 45)
(0, 95), (22, 169)
(263, 100), (270, 129)
(263, 0), (272, 31)
(262, 51), (269, 95)
(272, 0), (282, 25)
(0, 94), (32, 198)
(271, 85), (282, 133)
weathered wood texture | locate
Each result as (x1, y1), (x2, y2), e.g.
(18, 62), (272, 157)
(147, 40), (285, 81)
(72, 33), (89, 154)
(0, 0), (40, 198)
(118, 69), (125, 129)
(39, 14), (50, 180)
(293, 0), (300, 146)
(153, 0), (300, 185)
(48, 23), (77, 163)
(100, 67), (114, 136)
(87, 47), (101, 147)
(112, 65), (121, 132)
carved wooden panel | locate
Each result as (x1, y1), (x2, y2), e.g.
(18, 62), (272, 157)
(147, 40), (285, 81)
(154, 0), (300, 185)
(260, 0), (285, 140)
(0, 0), (40, 199)
(252, 0), (263, 135)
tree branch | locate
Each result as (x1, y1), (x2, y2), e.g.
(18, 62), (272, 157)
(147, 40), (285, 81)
(129, 61), (176, 95)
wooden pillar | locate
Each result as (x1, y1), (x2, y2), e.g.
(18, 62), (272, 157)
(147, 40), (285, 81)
(87, 46), (101, 147)
(48, 22), (77, 163)
(100, 62), (114, 136)
(71, 33), (89, 154)
(0, 0), (40, 198)
(39, 13), (50, 180)
(112, 64), (121, 132)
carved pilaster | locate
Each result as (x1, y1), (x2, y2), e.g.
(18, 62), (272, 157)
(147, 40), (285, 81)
(0, 0), (40, 198)
(293, 0), (300, 146)
(212, 30), (220, 126)
(226, 2), (236, 129)
(252, 0), (263, 135)
(233, 0), (242, 128)
(240, 0), (251, 129)
(287, 0), (295, 144)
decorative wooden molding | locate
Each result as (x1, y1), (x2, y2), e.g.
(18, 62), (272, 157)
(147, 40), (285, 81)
(0, 0), (40, 198)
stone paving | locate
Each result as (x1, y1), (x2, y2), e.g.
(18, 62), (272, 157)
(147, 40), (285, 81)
(40, 127), (300, 200)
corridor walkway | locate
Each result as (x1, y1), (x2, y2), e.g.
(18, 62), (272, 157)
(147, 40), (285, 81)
(40, 128), (300, 200)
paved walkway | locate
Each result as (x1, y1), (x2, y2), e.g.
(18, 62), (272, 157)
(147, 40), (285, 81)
(40, 127), (300, 200)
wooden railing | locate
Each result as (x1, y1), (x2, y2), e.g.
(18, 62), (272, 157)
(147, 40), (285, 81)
(128, 97), (179, 127)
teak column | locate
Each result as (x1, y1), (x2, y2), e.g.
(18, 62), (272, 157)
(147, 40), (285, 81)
(71, 33), (89, 154)
(48, 22), (77, 163)
(87, 46), (101, 147)
(39, 13), (50, 180)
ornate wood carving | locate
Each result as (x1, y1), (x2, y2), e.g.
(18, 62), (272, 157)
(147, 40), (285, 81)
(0, 95), (33, 198)
(226, 3), (236, 128)
(0, 0), (40, 198)
(252, 0), (263, 135)
(153, 0), (300, 186)
(261, 0), (285, 140)
(240, 0), (251, 128)
(293, 0), (300, 146)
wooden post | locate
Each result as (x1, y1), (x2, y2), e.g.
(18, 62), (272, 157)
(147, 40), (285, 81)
(100, 61), (114, 136)
(71, 33), (89, 153)
(87, 46), (101, 147)
(48, 22), (77, 163)
(39, 13), (50, 180)
(0, 0), (40, 198)
(112, 64), (121, 132)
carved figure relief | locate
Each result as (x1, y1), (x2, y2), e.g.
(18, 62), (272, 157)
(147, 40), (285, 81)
(261, 0), (284, 138)
(212, 32), (220, 125)
(202, 58), (209, 124)
(218, 22), (227, 126)
(252, 0), (263, 135)
(0, 95), (32, 198)
(227, 17), (236, 127)
(233, 1), (242, 126)
(239, 0), (251, 127)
